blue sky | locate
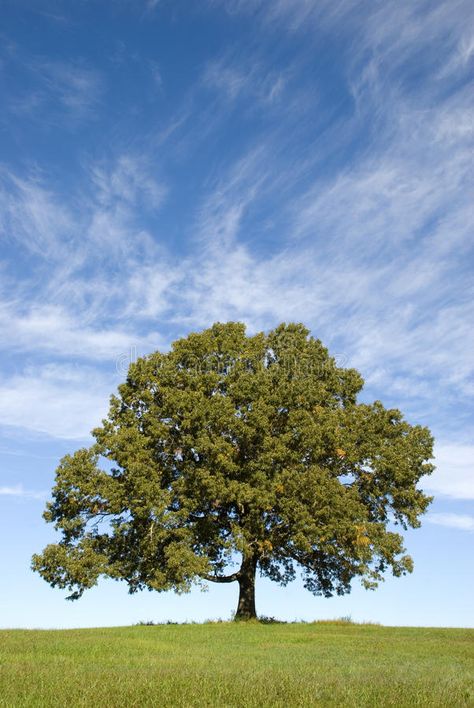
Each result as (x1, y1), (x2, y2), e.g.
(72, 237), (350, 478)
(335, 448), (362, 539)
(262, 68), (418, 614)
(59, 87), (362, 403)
(0, 0), (473, 628)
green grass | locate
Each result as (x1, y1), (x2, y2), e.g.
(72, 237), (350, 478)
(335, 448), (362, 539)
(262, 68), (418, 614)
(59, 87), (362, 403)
(0, 623), (472, 706)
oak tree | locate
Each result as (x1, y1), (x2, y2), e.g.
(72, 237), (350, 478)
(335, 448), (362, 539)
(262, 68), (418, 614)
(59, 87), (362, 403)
(33, 323), (434, 619)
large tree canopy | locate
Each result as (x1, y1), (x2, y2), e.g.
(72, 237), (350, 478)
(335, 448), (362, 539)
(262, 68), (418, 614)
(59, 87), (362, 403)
(33, 323), (434, 619)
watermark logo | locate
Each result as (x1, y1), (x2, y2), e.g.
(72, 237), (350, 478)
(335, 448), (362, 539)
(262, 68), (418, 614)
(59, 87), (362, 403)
(115, 345), (138, 376)
(114, 347), (351, 377)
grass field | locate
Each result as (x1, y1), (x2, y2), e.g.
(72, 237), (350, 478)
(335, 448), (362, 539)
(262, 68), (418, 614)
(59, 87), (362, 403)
(0, 622), (472, 706)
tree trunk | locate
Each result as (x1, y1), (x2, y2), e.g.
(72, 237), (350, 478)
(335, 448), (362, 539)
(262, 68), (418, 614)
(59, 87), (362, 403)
(235, 551), (257, 620)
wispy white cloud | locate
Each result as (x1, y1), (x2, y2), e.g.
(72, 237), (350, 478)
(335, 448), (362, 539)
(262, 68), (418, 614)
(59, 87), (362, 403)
(203, 53), (287, 106)
(3, 53), (103, 124)
(124, 265), (180, 319)
(426, 512), (474, 532)
(203, 59), (248, 102)
(424, 445), (474, 501)
(149, 60), (163, 88)
(84, 156), (168, 269)
(217, 0), (474, 68)
(90, 155), (166, 211)
(195, 148), (270, 248)
(0, 169), (77, 261)
(38, 61), (101, 115)
(0, 153), (171, 320)
(0, 485), (47, 500)
(0, 364), (112, 439)
(0, 303), (164, 361)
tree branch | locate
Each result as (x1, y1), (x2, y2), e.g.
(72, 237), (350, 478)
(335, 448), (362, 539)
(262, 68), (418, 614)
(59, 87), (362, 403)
(201, 571), (240, 584)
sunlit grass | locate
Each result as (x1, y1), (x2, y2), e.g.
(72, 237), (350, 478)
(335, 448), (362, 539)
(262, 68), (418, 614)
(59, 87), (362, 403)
(0, 622), (472, 706)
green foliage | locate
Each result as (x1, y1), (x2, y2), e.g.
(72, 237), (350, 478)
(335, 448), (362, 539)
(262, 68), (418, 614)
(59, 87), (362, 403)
(32, 322), (434, 612)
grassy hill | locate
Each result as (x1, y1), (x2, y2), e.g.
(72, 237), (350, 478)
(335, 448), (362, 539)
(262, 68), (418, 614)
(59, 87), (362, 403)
(0, 622), (472, 706)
